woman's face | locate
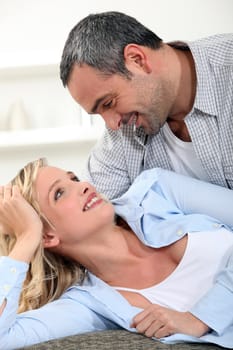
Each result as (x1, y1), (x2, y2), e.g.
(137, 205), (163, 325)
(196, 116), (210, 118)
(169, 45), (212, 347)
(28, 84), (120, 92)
(35, 166), (115, 245)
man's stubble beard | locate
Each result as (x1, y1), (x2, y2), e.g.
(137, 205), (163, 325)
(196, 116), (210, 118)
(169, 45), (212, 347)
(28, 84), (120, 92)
(141, 84), (170, 136)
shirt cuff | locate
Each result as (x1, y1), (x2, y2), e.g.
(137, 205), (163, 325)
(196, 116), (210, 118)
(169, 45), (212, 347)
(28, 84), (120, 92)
(0, 256), (28, 304)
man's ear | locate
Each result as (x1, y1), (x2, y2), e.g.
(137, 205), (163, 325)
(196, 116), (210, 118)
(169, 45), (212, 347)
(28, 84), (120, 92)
(43, 230), (60, 249)
(124, 44), (152, 73)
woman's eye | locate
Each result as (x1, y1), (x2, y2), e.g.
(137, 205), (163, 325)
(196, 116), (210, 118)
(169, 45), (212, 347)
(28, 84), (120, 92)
(54, 188), (64, 201)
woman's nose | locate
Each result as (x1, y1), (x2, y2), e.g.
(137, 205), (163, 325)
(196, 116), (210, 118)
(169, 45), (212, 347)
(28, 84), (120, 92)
(78, 182), (91, 195)
(82, 187), (88, 194)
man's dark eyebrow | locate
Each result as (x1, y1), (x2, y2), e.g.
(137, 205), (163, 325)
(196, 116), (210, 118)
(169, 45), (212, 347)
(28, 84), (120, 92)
(89, 94), (111, 114)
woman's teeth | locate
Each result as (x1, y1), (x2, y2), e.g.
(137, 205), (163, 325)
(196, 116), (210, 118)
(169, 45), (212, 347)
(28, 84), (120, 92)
(84, 196), (99, 211)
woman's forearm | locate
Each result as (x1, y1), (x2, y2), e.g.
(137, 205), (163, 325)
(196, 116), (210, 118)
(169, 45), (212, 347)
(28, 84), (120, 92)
(0, 257), (28, 349)
(9, 231), (41, 263)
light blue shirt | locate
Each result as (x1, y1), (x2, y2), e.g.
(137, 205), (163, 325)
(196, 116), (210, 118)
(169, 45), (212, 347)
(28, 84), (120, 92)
(0, 168), (233, 349)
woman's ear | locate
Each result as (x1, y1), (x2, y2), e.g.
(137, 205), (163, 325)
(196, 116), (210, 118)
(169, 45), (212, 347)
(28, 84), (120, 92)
(124, 44), (152, 73)
(43, 230), (60, 249)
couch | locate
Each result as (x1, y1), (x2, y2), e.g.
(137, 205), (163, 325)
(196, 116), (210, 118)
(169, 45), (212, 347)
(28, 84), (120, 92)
(20, 330), (223, 350)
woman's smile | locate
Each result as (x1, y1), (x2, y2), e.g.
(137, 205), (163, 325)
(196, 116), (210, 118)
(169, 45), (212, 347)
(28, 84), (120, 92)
(83, 194), (103, 211)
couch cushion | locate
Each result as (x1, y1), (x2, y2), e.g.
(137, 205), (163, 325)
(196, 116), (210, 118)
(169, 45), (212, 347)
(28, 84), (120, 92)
(20, 330), (222, 350)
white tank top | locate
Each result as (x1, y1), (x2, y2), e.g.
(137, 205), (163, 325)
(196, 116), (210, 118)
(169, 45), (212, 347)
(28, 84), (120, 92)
(162, 122), (210, 181)
(115, 228), (233, 311)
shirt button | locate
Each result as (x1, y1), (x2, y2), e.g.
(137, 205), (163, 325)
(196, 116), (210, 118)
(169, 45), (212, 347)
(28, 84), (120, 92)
(177, 229), (183, 236)
(10, 267), (17, 273)
(213, 223), (221, 228)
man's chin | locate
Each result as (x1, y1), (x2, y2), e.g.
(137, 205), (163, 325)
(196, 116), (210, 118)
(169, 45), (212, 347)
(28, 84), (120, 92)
(141, 124), (161, 136)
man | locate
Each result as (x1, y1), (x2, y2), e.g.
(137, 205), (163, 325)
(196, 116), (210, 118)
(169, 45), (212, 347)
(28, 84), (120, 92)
(60, 11), (233, 199)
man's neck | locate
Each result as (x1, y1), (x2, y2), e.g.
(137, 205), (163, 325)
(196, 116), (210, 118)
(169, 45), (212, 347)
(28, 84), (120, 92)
(167, 47), (196, 141)
(167, 118), (191, 142)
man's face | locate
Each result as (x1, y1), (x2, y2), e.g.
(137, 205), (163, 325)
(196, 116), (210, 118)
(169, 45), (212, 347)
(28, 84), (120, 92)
(67, 63), (173, 135)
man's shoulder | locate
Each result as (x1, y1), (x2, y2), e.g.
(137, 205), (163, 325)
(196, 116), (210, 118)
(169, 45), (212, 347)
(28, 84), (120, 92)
(190, 33), (233, 65)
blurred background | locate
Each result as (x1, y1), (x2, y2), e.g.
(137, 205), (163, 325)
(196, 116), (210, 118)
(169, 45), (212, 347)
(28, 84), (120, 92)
(1, 0), (233, 183)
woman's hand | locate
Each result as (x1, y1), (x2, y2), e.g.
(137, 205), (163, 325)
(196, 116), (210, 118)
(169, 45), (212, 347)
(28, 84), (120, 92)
(131, 304), (209, 338)
(0, 184), (43, 262)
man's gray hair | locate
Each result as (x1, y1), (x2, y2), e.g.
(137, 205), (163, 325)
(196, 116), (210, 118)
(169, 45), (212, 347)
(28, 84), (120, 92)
(60, 11), (162, 86)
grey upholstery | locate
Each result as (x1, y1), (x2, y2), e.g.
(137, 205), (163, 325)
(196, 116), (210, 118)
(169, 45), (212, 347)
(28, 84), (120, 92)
(21, 330), (222, 350)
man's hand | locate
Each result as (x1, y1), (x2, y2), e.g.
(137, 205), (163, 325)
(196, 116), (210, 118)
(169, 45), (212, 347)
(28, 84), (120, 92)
(131, 304), (209, 338)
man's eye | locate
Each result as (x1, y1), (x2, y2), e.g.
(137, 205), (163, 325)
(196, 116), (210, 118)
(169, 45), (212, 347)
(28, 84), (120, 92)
(54, 189), (64, 201)
(103, 100), (113, 109)
(71, 175), (80, 182)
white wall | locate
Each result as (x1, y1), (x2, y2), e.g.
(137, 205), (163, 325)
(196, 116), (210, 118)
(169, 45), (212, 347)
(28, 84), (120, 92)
(1, 0), (233, 183)
(1, 0), (233, 52)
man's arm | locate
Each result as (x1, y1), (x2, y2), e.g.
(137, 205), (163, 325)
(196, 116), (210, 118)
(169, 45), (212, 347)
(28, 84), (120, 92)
(84, 128), (134, 199)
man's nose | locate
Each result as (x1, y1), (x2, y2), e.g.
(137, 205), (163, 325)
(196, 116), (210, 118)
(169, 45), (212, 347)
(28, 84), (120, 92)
(101, 111), (121, 130)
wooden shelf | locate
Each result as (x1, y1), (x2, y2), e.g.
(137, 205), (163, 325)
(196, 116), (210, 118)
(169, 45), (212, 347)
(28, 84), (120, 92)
(0, 56), (105, 151)
(0, 50), (61, 79)
(0, 64), (59, 78)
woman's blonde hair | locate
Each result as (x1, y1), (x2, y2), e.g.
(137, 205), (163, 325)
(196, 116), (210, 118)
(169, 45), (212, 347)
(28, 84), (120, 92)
(0, 158), (85, 313)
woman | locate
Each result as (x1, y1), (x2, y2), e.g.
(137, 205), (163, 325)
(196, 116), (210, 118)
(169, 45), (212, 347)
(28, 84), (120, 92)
(0, 158), (233, 349)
